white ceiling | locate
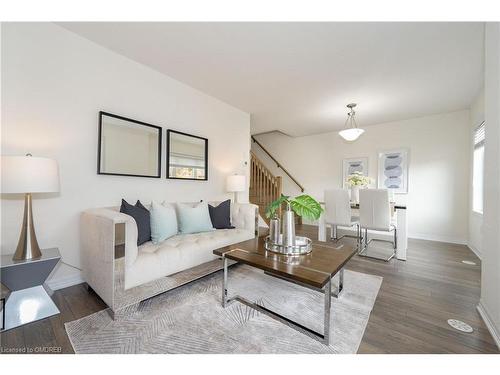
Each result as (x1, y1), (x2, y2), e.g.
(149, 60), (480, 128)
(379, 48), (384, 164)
(59, 22), (484, 136)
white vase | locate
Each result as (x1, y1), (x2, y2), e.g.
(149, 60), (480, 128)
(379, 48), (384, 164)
(350, 185), (360, 204)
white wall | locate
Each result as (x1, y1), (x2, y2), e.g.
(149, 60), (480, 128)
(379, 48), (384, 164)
(252, 110), (471, 244)
(477, 22), (500, 350)
(469, 89), (484, 258)
(1, 23), (251, 289)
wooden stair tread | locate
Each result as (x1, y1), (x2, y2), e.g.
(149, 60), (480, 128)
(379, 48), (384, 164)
(250, 150), (303, 226)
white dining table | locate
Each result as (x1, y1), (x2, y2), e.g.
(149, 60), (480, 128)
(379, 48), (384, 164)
(317, 203), (408, 260)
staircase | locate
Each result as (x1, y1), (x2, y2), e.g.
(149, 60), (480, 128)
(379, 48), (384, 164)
(249, 151), (283, 223)
(249, 151), (303, 225)
(250, 135), (306, 225)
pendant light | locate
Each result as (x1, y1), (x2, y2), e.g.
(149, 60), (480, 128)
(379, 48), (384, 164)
(338, 103), (364, 141)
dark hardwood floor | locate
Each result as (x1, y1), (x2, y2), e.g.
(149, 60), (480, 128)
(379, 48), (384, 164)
(1, 224), (498, 354)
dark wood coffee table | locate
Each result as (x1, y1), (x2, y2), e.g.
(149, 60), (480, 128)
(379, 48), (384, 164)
(213, 237), (357, 345)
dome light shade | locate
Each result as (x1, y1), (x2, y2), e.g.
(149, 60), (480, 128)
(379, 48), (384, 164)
(339, 128), (365, 141)
(338, 103), (364, 142)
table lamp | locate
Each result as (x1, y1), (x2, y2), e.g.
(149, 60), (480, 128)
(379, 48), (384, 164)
(1, 154), (60, 260)
(226, 174), (246, 203)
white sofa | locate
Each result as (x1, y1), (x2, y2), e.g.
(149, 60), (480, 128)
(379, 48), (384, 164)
(81, 202), (258, 317)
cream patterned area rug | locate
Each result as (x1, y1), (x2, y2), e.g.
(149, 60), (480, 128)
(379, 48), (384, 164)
(65, 265), (382, 354)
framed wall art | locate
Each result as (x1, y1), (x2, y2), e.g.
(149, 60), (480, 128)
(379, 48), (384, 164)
(342, 157), (368, 188)
(377, 148), (409, 194)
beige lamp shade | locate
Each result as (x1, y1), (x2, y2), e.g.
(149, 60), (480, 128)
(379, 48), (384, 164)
(1, 155), (60, 193)
(226, 174), (246, 192)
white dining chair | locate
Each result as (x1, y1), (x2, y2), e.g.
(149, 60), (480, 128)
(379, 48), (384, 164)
(358, 189), (397, 261)
(324, 189), (361, 242)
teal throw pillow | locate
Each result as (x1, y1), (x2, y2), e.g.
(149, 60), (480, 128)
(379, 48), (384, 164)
(177, 202), (215, 234)
(150, 201), (178, 244)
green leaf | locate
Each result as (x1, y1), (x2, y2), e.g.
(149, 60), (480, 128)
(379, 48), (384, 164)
(265, 194), (289, 219)
(289, 195), (323, 221)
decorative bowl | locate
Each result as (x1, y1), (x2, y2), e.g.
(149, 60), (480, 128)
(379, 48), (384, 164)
(264, 235), (312, 256)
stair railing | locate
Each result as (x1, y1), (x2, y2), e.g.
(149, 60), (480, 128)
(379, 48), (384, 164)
(250, 151), (283, 220)
(251, 135), (305, 193)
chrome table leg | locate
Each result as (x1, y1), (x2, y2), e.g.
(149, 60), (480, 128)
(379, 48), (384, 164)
(222, 257), (228, 308)
(332, 269), (344, 298)
(323, 279), (332, 345)
(265, 268), (345, 299)
(221, 261), (339, 345)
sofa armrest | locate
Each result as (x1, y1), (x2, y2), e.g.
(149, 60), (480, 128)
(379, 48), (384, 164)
(81, 208), (139, 267)
(81, 207), (140, 309)
(231, 203), (258, 235)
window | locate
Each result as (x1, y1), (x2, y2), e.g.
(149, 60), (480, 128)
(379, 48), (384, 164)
(168, 153), (206, 179)
(472, 121), (485, 214)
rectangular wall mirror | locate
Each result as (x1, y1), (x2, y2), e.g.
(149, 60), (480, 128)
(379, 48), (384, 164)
(167, 130), (208, 180)
(98, 112), (162, 178)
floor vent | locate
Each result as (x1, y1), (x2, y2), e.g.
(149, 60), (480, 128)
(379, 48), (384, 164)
(447, 319), (473, 333)
(461, 260), (476, 265)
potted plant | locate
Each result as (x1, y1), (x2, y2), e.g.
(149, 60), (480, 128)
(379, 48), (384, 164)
(265, 194), (323, 246)
(346, 172), (372, 204)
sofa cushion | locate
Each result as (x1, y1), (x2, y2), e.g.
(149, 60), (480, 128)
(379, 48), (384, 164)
(150, 201), (178, 244)
(176, 202), (214, 234)
(208, 199), (234, 229)
(120, 199), (151, 246)
(138, 228), (254, 255)
(127, 228), (254, 288)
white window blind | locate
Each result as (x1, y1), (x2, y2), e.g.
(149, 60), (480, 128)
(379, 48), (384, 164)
(474, 121), (485, 148)
(472, 121), (485, 214)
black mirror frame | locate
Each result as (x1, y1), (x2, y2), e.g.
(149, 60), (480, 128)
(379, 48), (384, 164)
(166, 129), (208, 181)
(97, 111), (162, 178)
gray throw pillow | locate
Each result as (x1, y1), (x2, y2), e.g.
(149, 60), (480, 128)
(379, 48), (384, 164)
(120, 199), (151, 246)
(208, 199), (235, 229)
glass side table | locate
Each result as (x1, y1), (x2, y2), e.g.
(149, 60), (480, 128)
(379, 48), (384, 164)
(0, 282), (10, 331)
(0, 248), (61, 331)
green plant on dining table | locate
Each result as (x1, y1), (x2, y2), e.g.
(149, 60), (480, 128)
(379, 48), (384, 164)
(265, 194), (323, 221)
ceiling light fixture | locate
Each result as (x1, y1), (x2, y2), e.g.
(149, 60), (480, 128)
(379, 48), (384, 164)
(338, 103), (364, 141)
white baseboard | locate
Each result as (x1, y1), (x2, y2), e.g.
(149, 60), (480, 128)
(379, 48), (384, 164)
(327, 226), (468, 246)
(467, 244), (482, 259)
(46, 271), (84, 291)
(407, 232), (468, 245)
(477, 301), (500, 350)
